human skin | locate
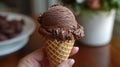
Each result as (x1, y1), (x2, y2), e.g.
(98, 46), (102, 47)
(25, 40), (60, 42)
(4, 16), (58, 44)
(17, 47), (79, 67)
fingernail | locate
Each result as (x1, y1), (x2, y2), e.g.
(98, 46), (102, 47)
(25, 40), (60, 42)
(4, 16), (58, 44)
(75, 47), (79, 51)
(68, 59), (75, 66)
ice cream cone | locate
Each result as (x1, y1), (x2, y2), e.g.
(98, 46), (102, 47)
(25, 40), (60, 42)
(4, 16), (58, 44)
(38, 4), (84, 67)
(39, 32), (75, 66)
(44, 37), (75, 67)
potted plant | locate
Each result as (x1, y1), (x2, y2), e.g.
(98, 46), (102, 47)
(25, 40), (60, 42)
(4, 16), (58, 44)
(60, 0), (120, 46)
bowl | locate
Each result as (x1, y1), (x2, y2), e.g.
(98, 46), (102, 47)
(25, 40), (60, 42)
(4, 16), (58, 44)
(0, 12), (36, 56)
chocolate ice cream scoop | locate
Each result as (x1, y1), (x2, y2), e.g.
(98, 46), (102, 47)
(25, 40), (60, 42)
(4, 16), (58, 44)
(38, 4), (84, 41)
(38, 4), (77, 30)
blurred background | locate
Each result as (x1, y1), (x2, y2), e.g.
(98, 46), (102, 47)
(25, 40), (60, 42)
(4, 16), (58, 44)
(0, 0), (119, 40)
(0, 0), (58, 16)
(0, 0), (120, 67)
(0, 0), (31, 15)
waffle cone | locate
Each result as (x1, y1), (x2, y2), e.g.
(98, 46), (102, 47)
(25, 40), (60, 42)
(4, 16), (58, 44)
(45, 38), (75, 67)
(39, 34), (75, 67)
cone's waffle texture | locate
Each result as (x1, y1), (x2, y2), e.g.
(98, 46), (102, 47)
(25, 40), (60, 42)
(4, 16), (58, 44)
(39, 34), (75, 67)
(45, 38), (75, 67)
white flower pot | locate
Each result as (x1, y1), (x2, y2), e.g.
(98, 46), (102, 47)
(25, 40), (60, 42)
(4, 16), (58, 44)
(77, 10), (116, 46)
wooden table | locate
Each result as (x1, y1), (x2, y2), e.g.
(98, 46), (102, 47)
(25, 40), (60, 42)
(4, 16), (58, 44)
(0, 19), (120, 67)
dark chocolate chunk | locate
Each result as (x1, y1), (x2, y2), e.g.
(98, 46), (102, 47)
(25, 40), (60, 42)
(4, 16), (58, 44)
(2, 26), (15, 35)
(0, 15), (25, 41)
(0, 33), (8, 41)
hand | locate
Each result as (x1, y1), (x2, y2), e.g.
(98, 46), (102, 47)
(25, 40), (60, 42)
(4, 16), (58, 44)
(17, 46), (79, 67)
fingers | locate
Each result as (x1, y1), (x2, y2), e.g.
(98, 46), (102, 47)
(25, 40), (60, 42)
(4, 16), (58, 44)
(57, 59), (75, 67)
(27, 47), (46, 61)
(70, 47), (79, 56)
(17, 47), (46, 67)
(57, 47), (78, 67)
(25, 46), (79, 61)
(17, 46), (79, 67)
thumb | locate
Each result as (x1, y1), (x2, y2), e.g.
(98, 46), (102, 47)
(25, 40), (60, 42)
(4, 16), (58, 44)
(57, 59), (75, 67)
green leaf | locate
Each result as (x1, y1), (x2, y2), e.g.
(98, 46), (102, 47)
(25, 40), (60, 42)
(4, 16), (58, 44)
(59, 0), (120, 14)
(102, 1), (110, 11)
